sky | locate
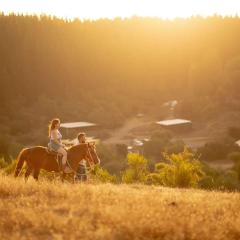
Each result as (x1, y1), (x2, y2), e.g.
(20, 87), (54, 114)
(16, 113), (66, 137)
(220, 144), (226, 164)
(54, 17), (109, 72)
(0, 0), (240, 20)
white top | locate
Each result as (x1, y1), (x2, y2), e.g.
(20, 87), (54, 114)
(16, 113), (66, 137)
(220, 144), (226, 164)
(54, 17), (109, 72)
(50, 129), (62, 141)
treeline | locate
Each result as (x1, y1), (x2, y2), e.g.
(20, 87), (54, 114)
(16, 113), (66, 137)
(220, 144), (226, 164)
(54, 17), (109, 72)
(1, 14), (240, 151)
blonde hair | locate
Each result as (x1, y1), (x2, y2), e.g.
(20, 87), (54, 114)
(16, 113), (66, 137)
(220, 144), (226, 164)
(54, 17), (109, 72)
(48, 118), (60, 137)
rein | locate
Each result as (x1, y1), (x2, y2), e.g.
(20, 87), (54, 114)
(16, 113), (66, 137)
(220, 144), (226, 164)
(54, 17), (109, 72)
(64, 144), (95, 174)
(86, 144), (94, 171)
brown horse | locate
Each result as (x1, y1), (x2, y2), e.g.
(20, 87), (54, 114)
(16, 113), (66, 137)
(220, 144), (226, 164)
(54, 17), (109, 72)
(14, 143), (100, 181)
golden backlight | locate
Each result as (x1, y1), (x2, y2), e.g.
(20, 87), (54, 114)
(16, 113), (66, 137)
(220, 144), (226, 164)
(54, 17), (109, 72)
(0, 0), (239, 20)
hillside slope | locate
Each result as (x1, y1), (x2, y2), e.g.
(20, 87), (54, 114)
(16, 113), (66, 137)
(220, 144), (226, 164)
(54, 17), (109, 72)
(0, 175), (239, 240)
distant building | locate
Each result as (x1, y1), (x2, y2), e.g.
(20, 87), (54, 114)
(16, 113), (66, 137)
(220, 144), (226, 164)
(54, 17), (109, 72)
(156, 119), (192, 132)
(136, 113), (144, 118)
(162, 100), (178, 110)
(61, 122), (97, 129)
(60, 121), (98, 138)
(235, 140), (240, 147)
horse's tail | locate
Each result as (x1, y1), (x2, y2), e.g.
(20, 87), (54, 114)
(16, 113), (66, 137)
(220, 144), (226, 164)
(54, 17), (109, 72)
(14, 148), (29, 177)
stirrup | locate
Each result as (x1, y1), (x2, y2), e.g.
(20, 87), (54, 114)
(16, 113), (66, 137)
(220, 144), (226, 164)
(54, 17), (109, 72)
(62, 164), (72, 174)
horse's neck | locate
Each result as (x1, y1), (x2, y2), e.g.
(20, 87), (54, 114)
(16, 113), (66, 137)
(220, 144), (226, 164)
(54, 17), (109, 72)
(67, 145), (86, 164)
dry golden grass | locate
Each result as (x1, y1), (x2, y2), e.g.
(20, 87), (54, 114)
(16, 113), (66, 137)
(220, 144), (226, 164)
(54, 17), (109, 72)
(0, 174), (239, 240)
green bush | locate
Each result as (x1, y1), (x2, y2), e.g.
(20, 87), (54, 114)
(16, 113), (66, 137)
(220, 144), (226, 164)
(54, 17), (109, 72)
(0, 158), (8, 169)
(92, 165), (117, 183)
(153, 148), (205, 188)
(3, 160), (17, 175)
(233, 160), (240, 182)
(197, 139), (239, 161)
(0, 137), (10, 162)
(122, 153), (149, 184)
(165, 140), (185, 154)
(146, 173), (163, 185)
(199, 163), (240, 191)
(228, 151), (240, 164)
(198, 175), (215, 189)
(214, 171), (240, 191)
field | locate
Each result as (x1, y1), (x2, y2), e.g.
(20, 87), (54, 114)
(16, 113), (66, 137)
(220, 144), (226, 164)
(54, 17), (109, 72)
(0, 174), (239, 240)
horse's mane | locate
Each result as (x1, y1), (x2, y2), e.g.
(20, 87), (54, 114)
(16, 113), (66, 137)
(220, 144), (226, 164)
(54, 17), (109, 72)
(67, 143), (88, 154)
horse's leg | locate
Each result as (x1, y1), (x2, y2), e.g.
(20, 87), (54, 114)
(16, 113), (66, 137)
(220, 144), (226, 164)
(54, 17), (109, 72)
(33, 168), (40, 181)
(73, 174), (76, 184)
(61, 172), (66, 183)
(24, 166), (32, 182)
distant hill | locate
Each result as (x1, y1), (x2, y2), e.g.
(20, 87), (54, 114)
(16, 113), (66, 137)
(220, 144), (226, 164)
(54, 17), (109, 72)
(0, 14), (240, 151)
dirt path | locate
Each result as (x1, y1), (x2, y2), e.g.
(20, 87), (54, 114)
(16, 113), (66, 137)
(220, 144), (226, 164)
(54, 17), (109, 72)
(103, 116), (213, 148)
(103, 117), (152, 145)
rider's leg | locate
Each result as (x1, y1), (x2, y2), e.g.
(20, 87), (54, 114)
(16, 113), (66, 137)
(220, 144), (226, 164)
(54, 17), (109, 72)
(58, 147), (67, 166)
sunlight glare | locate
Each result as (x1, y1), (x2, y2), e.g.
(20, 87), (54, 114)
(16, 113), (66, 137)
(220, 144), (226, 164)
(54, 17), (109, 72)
(0, 0), (239, 20)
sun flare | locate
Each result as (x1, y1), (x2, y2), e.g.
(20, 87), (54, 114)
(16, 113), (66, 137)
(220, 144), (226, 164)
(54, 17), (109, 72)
(0, 0), (240, 20)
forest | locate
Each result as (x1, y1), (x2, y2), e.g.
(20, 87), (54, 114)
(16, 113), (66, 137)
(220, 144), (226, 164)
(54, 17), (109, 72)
(0, 14), (240, 160)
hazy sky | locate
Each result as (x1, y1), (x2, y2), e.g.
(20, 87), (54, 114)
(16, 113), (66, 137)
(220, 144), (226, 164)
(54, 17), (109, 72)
(0, 0), (240, 20)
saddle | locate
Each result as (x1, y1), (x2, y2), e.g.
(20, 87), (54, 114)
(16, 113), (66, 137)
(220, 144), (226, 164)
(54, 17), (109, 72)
(46, 147), (63, 170)
(46, 147), (72, 174)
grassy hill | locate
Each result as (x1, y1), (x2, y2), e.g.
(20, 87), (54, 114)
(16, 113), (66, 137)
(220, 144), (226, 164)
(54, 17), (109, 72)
(0, 174), (239, 240)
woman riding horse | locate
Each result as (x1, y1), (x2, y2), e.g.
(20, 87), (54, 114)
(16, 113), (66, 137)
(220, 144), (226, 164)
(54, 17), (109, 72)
(48, 118), (70, 173)
(14, 143), (100, 181)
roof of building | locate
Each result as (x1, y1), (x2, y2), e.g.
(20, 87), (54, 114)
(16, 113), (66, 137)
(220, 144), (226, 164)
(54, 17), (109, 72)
(156, 119), (192, 126)
(60, 122), (97, 129)
(162, 100), (178, 108)
(235, 140), (240, 147)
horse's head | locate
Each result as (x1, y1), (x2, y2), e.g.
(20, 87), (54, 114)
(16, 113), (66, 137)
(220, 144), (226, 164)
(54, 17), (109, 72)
(68, 143), (100, 168)
(86, 142), (101, 165)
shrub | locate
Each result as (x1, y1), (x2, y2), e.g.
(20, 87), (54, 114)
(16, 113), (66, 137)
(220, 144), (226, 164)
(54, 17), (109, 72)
(0, 137), (10, 162)
(3, 160), (17, 175)
(165, 140), (185, 154)
(154, 148), (205, 188)
(198, 175), (215, 189)
(227, 151), (240, 164)
(0, 158), (8, 169)
(92, 165), (117, 183)
(122, 153), (149, 184)
(214, 171), (240, 191)
(232, 159), (240, 182)
(146, 173), (163, 185)
(197, 139), (238, 161)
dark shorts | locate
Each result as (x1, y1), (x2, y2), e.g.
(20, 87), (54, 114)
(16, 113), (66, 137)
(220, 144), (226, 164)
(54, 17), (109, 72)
(76, 164), (87, 181)
(48, 140), (61, 152)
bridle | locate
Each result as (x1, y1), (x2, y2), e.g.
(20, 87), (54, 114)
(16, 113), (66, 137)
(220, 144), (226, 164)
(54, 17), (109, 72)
(64, 143), (96, 175)
(85, 143), (95, 171)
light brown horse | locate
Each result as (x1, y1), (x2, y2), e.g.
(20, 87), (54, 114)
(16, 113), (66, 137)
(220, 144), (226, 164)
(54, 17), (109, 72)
(14, 143), (100, 181)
